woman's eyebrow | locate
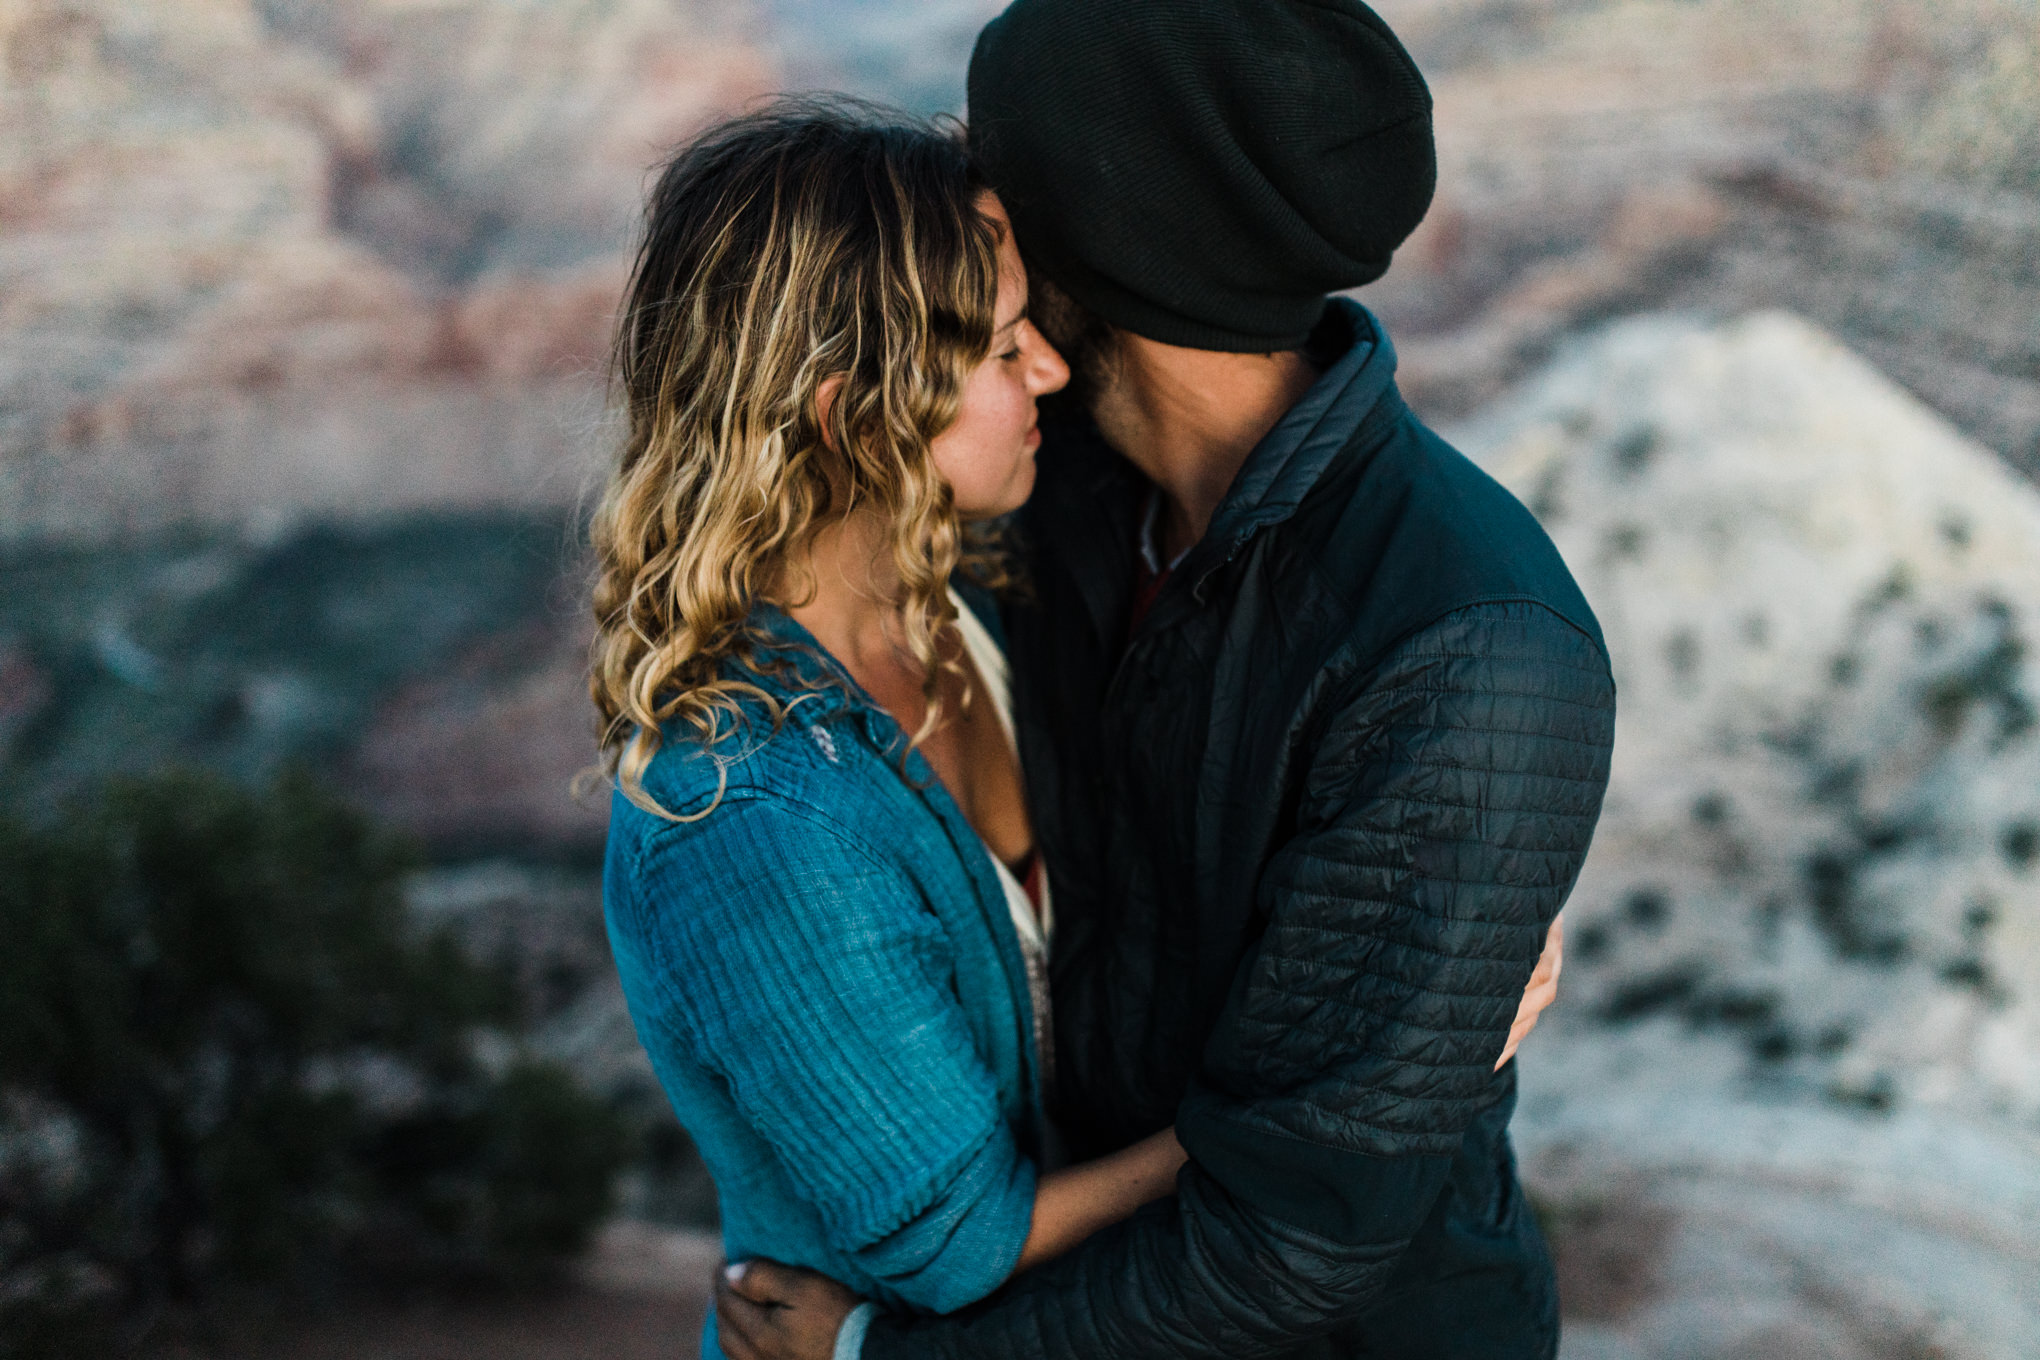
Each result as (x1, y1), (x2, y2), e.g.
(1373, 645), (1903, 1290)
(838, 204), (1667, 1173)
(994, 307), (1029, 334)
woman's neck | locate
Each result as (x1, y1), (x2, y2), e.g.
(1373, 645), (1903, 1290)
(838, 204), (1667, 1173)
(782, 509), (910, 675)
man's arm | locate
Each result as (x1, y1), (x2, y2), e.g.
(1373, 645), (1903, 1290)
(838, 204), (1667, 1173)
(717, 923), (1566, 1358)
(858, 601), (1615, 1358)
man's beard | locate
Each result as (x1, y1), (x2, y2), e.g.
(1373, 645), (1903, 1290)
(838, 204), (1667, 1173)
(1027, 268), (1121, 426)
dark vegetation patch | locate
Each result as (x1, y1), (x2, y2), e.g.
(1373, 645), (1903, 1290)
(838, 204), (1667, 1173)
(1937, 956), (2009, 1005)
(1601, 964), (1705, 1022)
(1826, 1072), (1897, 1115)
(1598, 961), (1799, 1064)
(1920, 597), (2035, 750)
(1867, 563), (1915, 609)
(1529, 463), (1566, 523)
(0, 771), (629, 1355)
(1809, 759), (1863, 806)
(1622, 887), (1671, 930)
(1663, 629), (1700, 685)
(1937, 895), (2009, 1005)
(1604, 523), (1648, 560)
(1999, 821), (2039, 869)
(1747, 1026), (1796, 1063)
(1802, 848), (1910, 963)
(1610, 423), (1663, 475)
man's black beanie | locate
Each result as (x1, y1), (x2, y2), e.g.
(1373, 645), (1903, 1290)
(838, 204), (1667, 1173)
(967, 0), (1435, 352)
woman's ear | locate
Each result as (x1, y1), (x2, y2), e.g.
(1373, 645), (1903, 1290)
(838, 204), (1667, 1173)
(814, 374), (845, 454)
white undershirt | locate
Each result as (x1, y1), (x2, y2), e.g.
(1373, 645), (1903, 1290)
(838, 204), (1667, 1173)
(949, 588), (1055, 1090)
(833, 595), (1057, 1360)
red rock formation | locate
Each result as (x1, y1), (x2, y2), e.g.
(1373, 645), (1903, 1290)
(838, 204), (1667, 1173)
(0, 0), (775, 542)
(344, 612), (612, 853)
(1364, 0), (2040, 472)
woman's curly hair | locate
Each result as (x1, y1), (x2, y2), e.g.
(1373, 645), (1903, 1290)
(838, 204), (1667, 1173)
(589, 100), (1004, 820)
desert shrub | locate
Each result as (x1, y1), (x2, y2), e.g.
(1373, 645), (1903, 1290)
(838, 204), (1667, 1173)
(0, 770), (629, 1352)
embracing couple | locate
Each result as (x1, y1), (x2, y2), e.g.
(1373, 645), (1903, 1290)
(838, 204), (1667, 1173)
(591, 2), (1614, 1358)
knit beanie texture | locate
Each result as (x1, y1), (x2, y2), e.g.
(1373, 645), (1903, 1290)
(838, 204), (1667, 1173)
(967, 0), (1436, 352)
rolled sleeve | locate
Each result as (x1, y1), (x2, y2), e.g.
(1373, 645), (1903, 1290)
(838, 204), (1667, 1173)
(617, 796), (1034, 1311)
(836, 1302), (879, 1360)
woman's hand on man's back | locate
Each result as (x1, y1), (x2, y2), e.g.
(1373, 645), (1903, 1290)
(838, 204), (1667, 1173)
(1495, 911), (1565, 1071)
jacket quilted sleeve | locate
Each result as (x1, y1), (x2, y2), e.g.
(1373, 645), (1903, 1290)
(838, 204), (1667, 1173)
(863, 601), (1614, 1358)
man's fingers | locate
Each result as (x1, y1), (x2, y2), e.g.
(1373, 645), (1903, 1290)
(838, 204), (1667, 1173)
(1496, 1011), (1538, 1069)
(1495, 1024), (1524, 1069)
(716, 1270), (773, 1360)
(729, 1256), (805, 1307)
(1498, 916), (1570, 1070)
(1528, 915), (1564, 987)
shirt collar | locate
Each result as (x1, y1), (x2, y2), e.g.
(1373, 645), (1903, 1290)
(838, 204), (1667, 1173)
(1137, 489), (1194, 576)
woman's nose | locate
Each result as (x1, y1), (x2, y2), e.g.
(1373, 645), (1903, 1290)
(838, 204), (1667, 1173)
(1026, 324), (1071, 395)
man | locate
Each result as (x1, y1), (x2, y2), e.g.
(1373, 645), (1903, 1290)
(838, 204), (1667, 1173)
(720, 1), (1614, 1355)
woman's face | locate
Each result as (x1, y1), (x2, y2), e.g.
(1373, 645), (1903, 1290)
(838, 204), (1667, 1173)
(930, 194), (1070, 520)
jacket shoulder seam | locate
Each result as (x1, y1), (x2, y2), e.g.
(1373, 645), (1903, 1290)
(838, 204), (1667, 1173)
(1337, 597), (1609, 686)
(633, 787), (907, 885)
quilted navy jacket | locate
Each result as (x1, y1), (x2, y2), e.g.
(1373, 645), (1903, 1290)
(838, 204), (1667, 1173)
(864, 300), (1616, 1359)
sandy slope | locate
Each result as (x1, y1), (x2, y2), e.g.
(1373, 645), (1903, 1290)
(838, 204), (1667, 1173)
(1454, 311), (2040, 1358)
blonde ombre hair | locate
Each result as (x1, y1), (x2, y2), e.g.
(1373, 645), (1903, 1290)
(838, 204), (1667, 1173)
(590, 102), (1003, 819)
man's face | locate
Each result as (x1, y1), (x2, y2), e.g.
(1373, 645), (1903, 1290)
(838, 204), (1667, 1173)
(1025, 268), (1125, 432)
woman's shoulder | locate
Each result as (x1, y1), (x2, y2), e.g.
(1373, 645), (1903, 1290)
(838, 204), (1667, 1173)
(600, 725), (960, 1039)
(604, 704), (931, 923)
(613, 709), (886, 846)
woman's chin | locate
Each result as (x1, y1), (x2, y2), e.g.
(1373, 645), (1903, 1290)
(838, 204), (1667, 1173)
(955, 464), (1038, 522)
(1000, 461), (1040, 514)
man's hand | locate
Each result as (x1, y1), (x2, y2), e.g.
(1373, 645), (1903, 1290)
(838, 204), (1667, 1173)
(716, 1259), (861, 1360)
(1495, 911), (1564, 1070)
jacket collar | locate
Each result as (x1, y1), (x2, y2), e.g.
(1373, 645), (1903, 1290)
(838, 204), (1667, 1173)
(1020, 301), (1403, 656)
(1182, 298), (1399, 595)
(737, 604), (960, 769)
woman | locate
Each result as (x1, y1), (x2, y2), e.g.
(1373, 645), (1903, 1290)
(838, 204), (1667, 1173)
(592, 103), (1562, 1360)
(592, 104), (1187, 1359)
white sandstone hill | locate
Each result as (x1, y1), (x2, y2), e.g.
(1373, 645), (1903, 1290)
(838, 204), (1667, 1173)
(1450, 312), (2040, 1359)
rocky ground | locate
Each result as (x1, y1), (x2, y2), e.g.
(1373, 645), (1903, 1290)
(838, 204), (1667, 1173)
(144, 1222), (720, 1360)
(1456, 313), (2040, 1359)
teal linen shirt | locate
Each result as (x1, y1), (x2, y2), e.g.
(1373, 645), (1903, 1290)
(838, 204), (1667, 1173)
(603, 596), (1044, 1359)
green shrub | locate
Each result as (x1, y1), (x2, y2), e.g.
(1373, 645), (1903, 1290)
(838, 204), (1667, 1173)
(0, 770), (630, 1350)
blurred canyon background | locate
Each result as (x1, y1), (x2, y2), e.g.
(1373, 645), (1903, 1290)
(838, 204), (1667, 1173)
(3, 0), (2040, 1356)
